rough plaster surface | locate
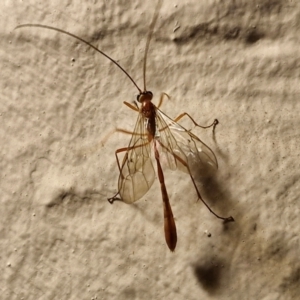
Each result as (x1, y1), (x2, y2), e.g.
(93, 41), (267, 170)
(2, 1), (300, 299)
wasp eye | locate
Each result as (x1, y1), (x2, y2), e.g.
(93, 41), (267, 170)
(136, 94), (140, 101)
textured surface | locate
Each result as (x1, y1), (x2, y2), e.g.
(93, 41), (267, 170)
(2, 1), (300, 299)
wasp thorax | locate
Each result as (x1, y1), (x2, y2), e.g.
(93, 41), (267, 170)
(141, 97), (156, 119)
(137, 91), (153, 103)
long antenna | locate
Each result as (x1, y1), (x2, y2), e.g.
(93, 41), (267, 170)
(143, 0), (163, 92)
(15, 24), (142, 93)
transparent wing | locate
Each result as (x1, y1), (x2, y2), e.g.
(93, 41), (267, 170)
(155, 109), (218, 175)
(118, 113), (155, 203)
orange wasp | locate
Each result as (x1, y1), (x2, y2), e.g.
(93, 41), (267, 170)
(16, 1), (234, 251)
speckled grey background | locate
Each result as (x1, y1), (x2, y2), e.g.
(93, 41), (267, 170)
(2, 1), (300, 299)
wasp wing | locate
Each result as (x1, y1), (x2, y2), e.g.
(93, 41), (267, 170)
(155, 109), (218, 175)
(118, 113), (155, 203)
